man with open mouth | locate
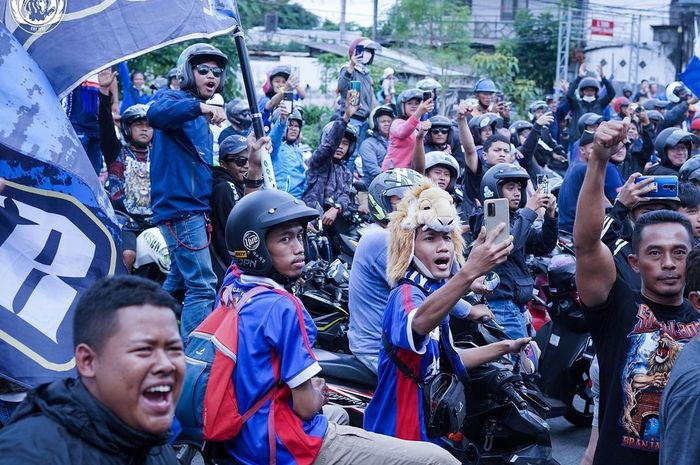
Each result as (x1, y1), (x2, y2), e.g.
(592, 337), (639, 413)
(0, 276), (185, 465)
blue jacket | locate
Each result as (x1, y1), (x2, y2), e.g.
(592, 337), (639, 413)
(147, 90), (214, 224)
(269, 119), (306, 199)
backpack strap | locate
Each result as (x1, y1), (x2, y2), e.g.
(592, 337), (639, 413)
(381, 333), (422, 385)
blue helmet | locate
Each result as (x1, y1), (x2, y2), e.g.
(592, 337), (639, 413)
(474, 78), (498, 94)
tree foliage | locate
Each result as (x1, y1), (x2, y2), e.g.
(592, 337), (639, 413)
(509, 10), (559, 92)
(379, 0), (472, 98)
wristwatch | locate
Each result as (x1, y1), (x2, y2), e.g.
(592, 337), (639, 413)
(243, 175), (264, 188)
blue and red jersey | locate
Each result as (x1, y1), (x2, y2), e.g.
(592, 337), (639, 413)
(364, 272), (467, 443)
(221, 272), (327, 465)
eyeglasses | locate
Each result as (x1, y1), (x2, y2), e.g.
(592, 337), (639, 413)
(222, 156), (248, 166)
(195, 64), (224, 77)
(431, 128), (450, 135)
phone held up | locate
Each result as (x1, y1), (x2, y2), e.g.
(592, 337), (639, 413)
(634, 175), (678, 199)
(484, 199), (510, 244)
(281, 90), (294, 114)
(536, 174), (549, 195)
(348, 80), (361, 107)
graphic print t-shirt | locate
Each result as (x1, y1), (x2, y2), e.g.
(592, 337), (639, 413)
(584, 277), (700, 465)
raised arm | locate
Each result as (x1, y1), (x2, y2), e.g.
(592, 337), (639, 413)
(457, 101), (478, 174)
(574, 121), (628, 307)
(412, 121), (431, 174)
(96, 69), (121, 166)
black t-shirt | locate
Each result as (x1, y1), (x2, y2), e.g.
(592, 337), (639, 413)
(462, 158), (488, 218)
(584, 277), (700, 465)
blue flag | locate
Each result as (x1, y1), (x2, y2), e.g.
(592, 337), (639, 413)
(1, 0), (239, 98)
(680, 56), (700, 100)
(0, 23), (121, 388)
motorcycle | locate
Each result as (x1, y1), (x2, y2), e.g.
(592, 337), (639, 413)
(532, 252), (595, 427)
(317, 318), (558, 465)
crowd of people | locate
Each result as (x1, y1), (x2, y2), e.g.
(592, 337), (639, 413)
(2, 34), (700, 465)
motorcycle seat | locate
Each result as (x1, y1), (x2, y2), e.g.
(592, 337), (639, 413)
(314, 349), (377, 388)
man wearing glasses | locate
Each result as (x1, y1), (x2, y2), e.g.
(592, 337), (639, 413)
(147, 43), (231, 342)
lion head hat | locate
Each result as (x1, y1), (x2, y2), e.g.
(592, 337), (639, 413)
(387, 182), (465, 286)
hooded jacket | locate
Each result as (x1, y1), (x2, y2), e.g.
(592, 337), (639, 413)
(269, 118), (306, 199)
(210, 166), (244, 283)
(147, 89), (214, 224)
(0, 378), (179, 465)
(303, 119), (353, 211)
(337, 66), (374, 120)
(359, 129), (389, 186)
(565, 75), (615, 141)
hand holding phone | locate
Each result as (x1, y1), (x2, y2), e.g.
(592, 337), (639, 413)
(484, 199), (510, 244)
(348, 81), (361, 106)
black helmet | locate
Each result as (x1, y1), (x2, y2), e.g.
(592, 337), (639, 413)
(121, 104), (149, 141)
(547, 254), (576, 296)
(509, 120), (533, 145)
(219, 134), (248, 160)
(480, 163), (529, 205)
(655, 127), (696, 163)
(368, 105), (394, 131)
(321, 121), (358, 157)
(577, 112), (603, 134)
(176, 43), (228, 93)
(680, 155), (700, 183)
(425, 151), (459, 191)
(225, 99), (252, 130)
(368, 168), (424, 222)
(225, 190), (318, 276)
(469, 113), (503, 144)
(427, 115), (452, 140)
(578, 77), (600, 93)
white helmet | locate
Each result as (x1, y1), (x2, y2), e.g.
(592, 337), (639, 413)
(666, 81), (690, 104)
(134, 228), (171, 274)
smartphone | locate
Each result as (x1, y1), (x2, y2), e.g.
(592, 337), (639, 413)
(354, 44), (365, 57)
(282, 90), (294, 113)
(634, 175), (678, 198)
(348, 80), (361, 106)
(484, 199), (510, 244)
(422, 90), (432, 102)
(536, 174), (550, 194)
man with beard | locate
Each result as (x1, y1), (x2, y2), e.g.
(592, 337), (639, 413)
(574, 119), (700, 465)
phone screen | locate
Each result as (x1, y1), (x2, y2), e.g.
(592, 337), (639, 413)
(355, 44), (365, 57)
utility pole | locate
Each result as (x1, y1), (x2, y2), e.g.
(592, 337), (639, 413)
(340, 0), (347, 42)
(629, 14), (641, 84)
(555, 5), (572, 94)
(372, 0), (378, 40)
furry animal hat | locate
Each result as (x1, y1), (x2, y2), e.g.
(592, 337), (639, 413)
(387, 183), (465, 287)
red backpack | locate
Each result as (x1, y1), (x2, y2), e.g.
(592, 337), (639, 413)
(176, 285), (273, 441)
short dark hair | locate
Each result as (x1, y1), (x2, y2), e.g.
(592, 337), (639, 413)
(483, 134), (510, 153)
(679, 182), (700, 210)
(686, 248), (700, 293)
(631, 210), (694, 253)
(73, 275), (179, 352)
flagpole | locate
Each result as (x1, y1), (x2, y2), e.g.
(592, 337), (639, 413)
(231, 23), (277, 190)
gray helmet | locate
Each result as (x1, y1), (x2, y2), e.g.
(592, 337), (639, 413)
(219, 134), (249, 160)
(509, 120), (533, 145)
(268, 64), (291, 84)
(680, 155), (700, 184)
(176, 43), (228, 93)
(577, 112), (603, 134)
(271, 107), (304, 129)
(469, 112), (504, 144)
(528, 100), (548, 115)
(167, 67), (179, 80)
(655, 127), (697, 162)
(642, 98), (669, 111)
(416, 78), (442, 92)
(368, 168), (424, 222)
(120, 104), (149, 141)
(320, 121), (359, 157)
(226, 190), (318, 276)
(398, 88), (424, 117)
(225, 99), (252, 130)
(578, 77), (600, 93)
(480, 163), (530, 206)
(425, 151), (459, 191)
(474, 78), (498, 93)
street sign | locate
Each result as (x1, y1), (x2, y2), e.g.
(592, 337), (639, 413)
(591, 19), (614, 37)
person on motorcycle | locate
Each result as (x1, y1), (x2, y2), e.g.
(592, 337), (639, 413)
(359, 105), (394, 186)
(269, 103), (306, 198)
(258, 64), (304, 128)
(644, 127), (697, 175)
(209, 135), (268, 284)
(221, 189), (461, 465)
(416, 78), (441, 117)
(97, 68), (153, 271)
(381, 89), (434, 171)
(468, 112), (503, 153)
(364, 183), (530, 442)
(469, 163), (559, 339)
(217, 98), (252, 144)
(462, 132), (513, 218)
(303, 99), (359, 228)
(147, 43), (228, 339)
(659, 248), (700, 465)
(617, 110), (655, 180)
(471, 77), (498, 117)
(420, 115), (464, 172)
(574, 119), (700, 465)
(570, 112), (603, 163)
(565, 62), (615, 142)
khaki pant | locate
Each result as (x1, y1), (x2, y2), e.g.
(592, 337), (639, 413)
(312, 422), (460, 465)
